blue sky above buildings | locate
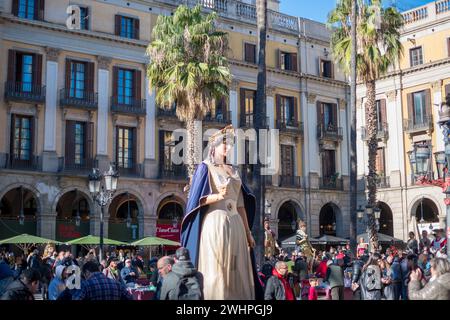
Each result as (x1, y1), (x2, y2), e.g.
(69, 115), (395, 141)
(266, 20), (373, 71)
(279, 0), (434, 23)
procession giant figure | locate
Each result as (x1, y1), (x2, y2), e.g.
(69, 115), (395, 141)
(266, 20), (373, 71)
(181, 125), (263, 300)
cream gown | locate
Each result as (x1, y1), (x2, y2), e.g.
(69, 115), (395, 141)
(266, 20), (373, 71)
(197, 161), (255, 300)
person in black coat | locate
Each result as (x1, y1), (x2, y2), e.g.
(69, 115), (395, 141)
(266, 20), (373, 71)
(1, 269), (40, 300)
(351, 255), (366, 300)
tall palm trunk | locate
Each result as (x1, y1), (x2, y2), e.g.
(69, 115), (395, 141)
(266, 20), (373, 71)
(254, 0), (267, 264)
(365, 80), (379, 252)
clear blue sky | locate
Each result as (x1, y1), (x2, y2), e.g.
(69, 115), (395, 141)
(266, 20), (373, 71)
(279, 0), (434, 23)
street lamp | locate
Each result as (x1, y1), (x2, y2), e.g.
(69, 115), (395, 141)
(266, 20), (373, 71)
(357, 204), (381, 252)
(88, 165), (119, 262)
(408, 143), (432, 181)
(437, 94), (450, 260)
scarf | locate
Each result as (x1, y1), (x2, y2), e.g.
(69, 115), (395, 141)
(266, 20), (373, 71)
(272, 268), (294, 300)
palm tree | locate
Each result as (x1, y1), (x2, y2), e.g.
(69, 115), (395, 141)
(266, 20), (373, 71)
(253, 0), (268, 263)
(328, 0), (403, 252)
(146, 5), (231, 181)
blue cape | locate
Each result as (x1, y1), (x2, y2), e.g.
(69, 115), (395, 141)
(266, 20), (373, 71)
(181, 162), (263, 300)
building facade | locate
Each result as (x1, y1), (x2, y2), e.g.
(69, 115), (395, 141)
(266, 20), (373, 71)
(357, 0), (450, 241)
(0, 0), (351, 245)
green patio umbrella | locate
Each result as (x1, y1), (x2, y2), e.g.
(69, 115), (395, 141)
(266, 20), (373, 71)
(0, 233), (62, 252)
(130, 237), (180, 258)
(130, 236), (180, 247)
(66, 235), (128, 251)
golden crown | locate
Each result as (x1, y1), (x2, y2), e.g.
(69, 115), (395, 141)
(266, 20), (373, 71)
(208, 124), (235, 144)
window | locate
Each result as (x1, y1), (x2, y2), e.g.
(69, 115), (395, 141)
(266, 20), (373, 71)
(410, 47), (423, 67)
(69, 61), (85, 99)
(322, 150), (336, 178)
(116, 15), (139, 39)
(161, 131), (183, 172)
(20, 54), (33, 92)
(413, 91), (427, 125)
(74, 122), (85, 165)
(80, 7), (89, 30)
(279, 51), (297, 72)
(376, 148), (386, 176)
(117, 69), (134, 105)
(117, 127), (134, 169)
(320, 59), (333, 78)
(240, 89), (256, 126)
(244, 43), (256, 63)
(280, 96), (295, 125)
(12, 115), (32, 161)
(323, 103), (334, 128)
(17, 0), (35, 19)
(280, 145), (294, 176)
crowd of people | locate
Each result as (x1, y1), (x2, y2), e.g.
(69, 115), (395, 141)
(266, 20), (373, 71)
(0, 228), (449, 301)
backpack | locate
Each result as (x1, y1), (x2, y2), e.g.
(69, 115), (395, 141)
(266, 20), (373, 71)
(365, 265), (381, 291)
(173, 274), (202, 300)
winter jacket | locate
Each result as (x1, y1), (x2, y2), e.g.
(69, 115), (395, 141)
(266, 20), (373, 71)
(120, 267), (137, 285)
(360, 265), (382, 300)
(325, 264), (344, 289)
(293, 258), (308, 280)
(264, 269), (294, 300)
(159, 260), (203, 300)
(48, 265), (66, 300)
(0, 279), (34, 300)
(408, 273), (450, 300)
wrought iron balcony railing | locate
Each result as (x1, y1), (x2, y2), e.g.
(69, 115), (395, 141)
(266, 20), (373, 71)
(319, 176), (344, 190)
(276, 119), (304, 135)
(117, 164), (143, 178)
(4, 81), (46, 103)
(60, 89), (98, 110)
(403, 116), (433, 134)
(278, 175), (302, 188)
(317, 124), (343, 141)
(58, 157), (97, 174)
(361, 122), (389, 141)
(111, 96), (146, 116)
(4, 154), (40, 171)
(204, 111), (232, 125)
(159, 166), (187, 180)
(375, 176), (390, 189)
(240, 114), (269, 129)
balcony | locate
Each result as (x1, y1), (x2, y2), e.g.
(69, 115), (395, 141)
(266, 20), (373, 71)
(157, 0), (299, 34)
(361, 122), (389, 141)
(117, 164), (143, 178)
(60, 89), (98, 110)
(157, 107), (177, 118)
(4, 82), (46, 103)
(3, 154), (40, 171)
(111, 97), (146, 116)
(278, 175), (302, 188)
(204, 111), (231, 125)
(159, 166), (187, 181)
(58, 157), (96, 174)
(276, 119), (304, 135)
(319, 176), (344, 190)
(375, 176), (390, 189)
(403, 116), (433, 134)
(240, 114), (269, 129)
(402, 0), (450, 28)
(317, 125), (343, 141)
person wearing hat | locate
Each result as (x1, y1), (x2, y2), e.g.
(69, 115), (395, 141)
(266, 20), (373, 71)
(120, 259), (138, 287)
(181, 125), (263, 300)
(431, 229), (447, 256)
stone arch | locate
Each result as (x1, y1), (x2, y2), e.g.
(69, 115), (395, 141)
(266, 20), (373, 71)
(318, 202), (343, 237)
(0, 185), (41, 237)
(377, 201), (394, 237)
(153, 191), (186, 217)
(408, 194), (443, 219)
(0, 183), (43, 216)
(276, 200), (304, 240)
(51, 187), (94, 219)
(107, 190), (146, 242)
(410, 197), (440, 223)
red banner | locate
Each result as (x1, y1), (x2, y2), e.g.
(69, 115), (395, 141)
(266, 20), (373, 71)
(156, 223), (180, 243)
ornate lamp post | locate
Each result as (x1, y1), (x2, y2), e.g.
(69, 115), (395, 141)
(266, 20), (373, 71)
(357, 204), (381, 252)
(88, 165), (119, 262)
(438, 95), (450, 260)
